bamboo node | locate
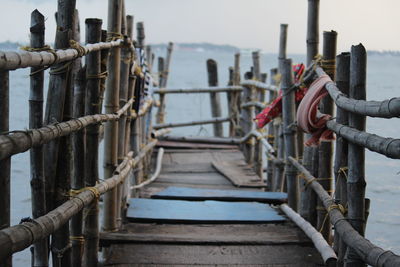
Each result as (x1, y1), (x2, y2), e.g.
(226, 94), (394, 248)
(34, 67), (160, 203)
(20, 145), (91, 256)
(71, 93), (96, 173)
(106, 32), (124, 42)
(70, 236), (85, 244)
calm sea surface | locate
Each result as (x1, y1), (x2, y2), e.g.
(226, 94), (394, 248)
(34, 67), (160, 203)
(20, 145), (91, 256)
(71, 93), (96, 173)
(9, 49), (400, 265)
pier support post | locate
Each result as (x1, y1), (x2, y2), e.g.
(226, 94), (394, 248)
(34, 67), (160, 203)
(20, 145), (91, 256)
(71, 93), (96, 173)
(268, 68), (279, 190)
(83, 18), (103, 267)
(281, 59), (298, 210)
(333, 52), (350, 267)
(345, 44), (367, 267)
(316, 31), (337, 243)
(156, 57), (165, 123)
(301, 0), (320, 226)
(207, 59), (224, 137)
(252, 51), (265, 179)
(0, 71), (10, 267)
(28, 9), (48, 267)
(103, 0), (122, 232)
(231, 53), (241, 137)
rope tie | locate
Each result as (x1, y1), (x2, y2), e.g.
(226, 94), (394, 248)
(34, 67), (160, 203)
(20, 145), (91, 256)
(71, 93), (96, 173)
(106, 32), (124, 42)
(70, 187), (100, 199)
(69, 40), (86, 57)
(318, 203), (347, 233)
(20, 45), (59, 76)
(87, 71), (108, 80)
(70, 236), (85, 244)
(52, 243), (72, 265)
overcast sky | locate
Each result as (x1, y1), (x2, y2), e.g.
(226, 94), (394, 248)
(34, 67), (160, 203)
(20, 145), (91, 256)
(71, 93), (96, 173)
(0, 0), (399, 53)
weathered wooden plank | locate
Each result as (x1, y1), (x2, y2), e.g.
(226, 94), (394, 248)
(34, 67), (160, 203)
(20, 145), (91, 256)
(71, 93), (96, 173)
(152, 186), (287, 204)
(157, 140), (238, 149)
(100, 223), (311, 246)
(156, 173), (233, 186)
(161, 163), (215, 173)
(212, 160), (267, 188)
(103, 244), (323, 266)
(126, 199), (285, 223)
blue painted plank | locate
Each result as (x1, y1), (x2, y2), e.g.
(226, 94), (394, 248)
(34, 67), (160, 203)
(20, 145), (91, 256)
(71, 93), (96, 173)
(152, 186), (287, 204)
(127, 198), (286, 223)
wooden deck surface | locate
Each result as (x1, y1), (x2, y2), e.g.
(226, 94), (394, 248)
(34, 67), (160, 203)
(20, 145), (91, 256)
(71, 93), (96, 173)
(101, 142), (323, 266)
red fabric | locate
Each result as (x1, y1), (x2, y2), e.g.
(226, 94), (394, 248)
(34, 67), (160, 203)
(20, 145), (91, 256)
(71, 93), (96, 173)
(254, 63), (306, 128)
(296, 74), (334, 146)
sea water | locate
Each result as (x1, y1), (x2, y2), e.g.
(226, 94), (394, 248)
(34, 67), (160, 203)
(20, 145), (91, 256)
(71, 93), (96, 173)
(8, 49), (400, 266)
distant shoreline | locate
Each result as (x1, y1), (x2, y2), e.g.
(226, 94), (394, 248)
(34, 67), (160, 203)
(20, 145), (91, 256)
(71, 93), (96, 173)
(1, 41), (399, 56)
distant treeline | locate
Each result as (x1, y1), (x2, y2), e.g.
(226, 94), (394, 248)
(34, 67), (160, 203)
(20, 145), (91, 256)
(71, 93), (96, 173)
(0, 41), (399, 57)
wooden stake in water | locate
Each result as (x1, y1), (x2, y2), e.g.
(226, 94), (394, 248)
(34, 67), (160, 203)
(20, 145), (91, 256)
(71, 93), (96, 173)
(207, 59), (223, 137)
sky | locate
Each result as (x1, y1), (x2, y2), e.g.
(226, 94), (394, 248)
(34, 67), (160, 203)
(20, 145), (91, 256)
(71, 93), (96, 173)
(0, 0), (399, 53)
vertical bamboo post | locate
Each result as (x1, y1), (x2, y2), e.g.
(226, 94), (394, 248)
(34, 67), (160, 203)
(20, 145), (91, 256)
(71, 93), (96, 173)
(345, 44), (367, 267)
(103, 0), (122, 232)
(83, 18), (102, 267)
(278, 24), (288, 71)
(281, 58), (298, 210)
(269, 68), (280, 191)
(49, 2), (77, 266)
(274, 122), (285, 192)
(333, 52), (350, 266)
(207, 59), (223, 137)
(99, 30), (110, 110)
(156, 57), (165, 124)
(227, 67), (234, 136)
(232, 53), (241, 137)
(70, 9), (85, 267)
(116, 31), (131, 228)
(0, 71), (10, 267)
(162, 42), (174, 88)
(28, 9), (48, 267)
(123, 14), (135, 205)
(156, 42), (173, 125)
(146, 46), (153, 72)
(252, 51), (264, 178)
(301, 0), (320, 226)
(240, 83), (256, 164)
(317, 31), (337, 243)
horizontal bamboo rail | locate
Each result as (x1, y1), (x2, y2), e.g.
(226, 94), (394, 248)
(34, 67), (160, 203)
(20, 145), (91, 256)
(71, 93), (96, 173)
(151, 128), (172, 138)
(153, 117), (231, 130)
(241, 101), (267, 109)
(0, 40), (124, 70)
(316, 67), (400, 118)
(0, 139), (157, 261)
(241, 80), (278, 92)
(288, 156), (400, 267)
(153, 86), (243, 94)
(280, 204), (337, 266)
(326, 120), (400, 159)
(0, 98), (134, 161)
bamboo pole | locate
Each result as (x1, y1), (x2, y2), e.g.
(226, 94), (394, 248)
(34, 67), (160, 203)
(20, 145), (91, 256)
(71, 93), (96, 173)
(240, 83), (256, 164)
(153, 117), (230, 130)
(70, 9), (85, 267)
(333, 52), (350, 266)
(47, 2), (77, 266)
(241, 80), (277, 92)
(122, 14), (135, 207)
(301, 0), (320, 226)
(267, 68), (278, 190)
(154, 86), (242, 94)
(281, 58), (298, 210)
(288, 157), (400, 267)
(0, 70), (10, 267)
(252, 51), (264, 178)
(232, 53), (241, 137)
(207, 59), (223, 137)
(83, 18), (103, 267)
(162, 42), (173, 88)
(28, 9), (48, 267)
(316, 30), (337, 243)
(280, 204), (337, 266)
(156, 57), (165, 123)
(103, 0), (122, 232)
(345, 44), (367, 267)
(116, 32), (131, 227)
(273, 122), (285, 192)
(278, 24), (288, 71)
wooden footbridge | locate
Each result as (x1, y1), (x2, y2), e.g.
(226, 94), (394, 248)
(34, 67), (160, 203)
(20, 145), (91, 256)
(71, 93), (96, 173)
(0, 0), (400, 267)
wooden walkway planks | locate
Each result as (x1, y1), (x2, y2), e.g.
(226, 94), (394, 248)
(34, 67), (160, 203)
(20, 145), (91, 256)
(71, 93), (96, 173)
(126, 198), (285, 223)
(103, 142), (323, 266)
(152, 186), (287, 204)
